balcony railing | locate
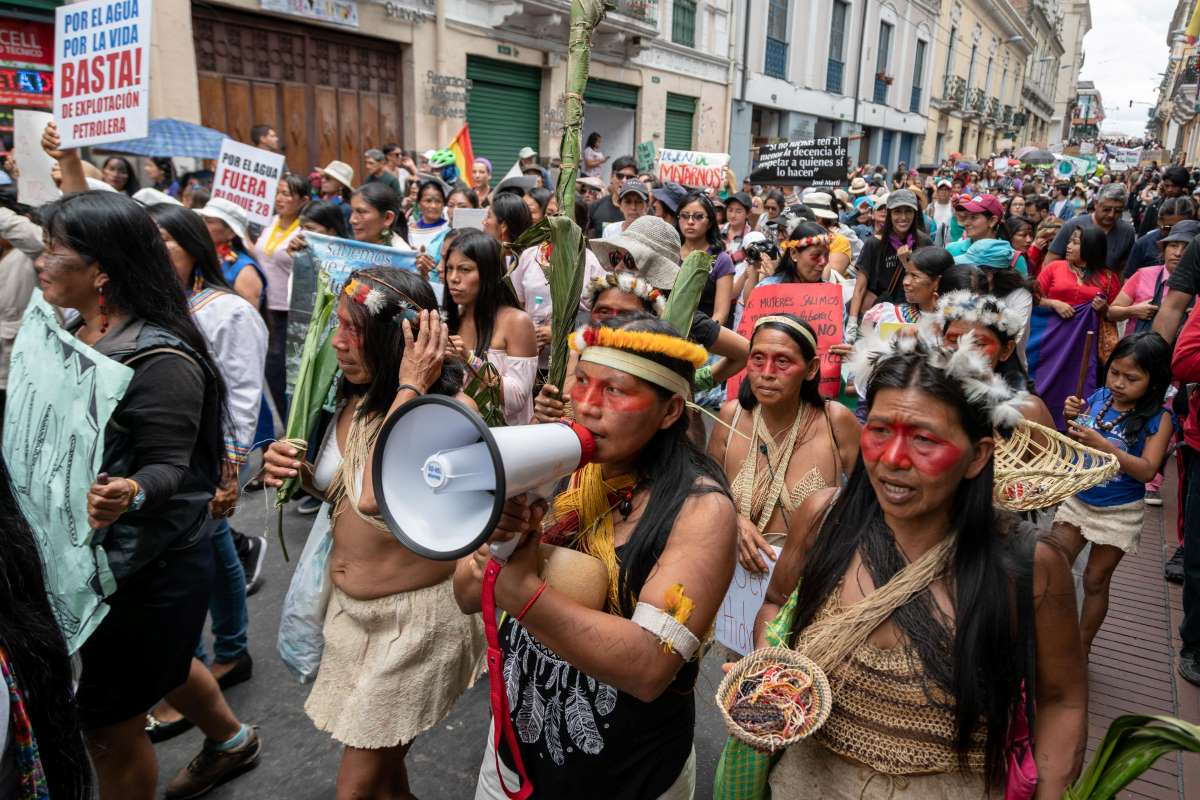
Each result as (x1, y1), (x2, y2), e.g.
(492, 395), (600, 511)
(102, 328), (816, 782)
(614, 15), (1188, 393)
(873, 75), (889, 105)
(962, 87), (985, 116)
(1001, 104), (1014, 125)
(984, 96), (1001, 122)
(612, 0), (656, 21)
(938, 74), (966, 106)
(826, 59), (844, 94)
(765, 36), (788, 80)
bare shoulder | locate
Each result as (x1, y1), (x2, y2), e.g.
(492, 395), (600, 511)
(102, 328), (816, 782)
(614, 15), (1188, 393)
(826, 399), (859, 430)
(1033, 538), (1074, 600)
(717, 398), (741, 425)
(498, 305), (533, 331)
(455, 390), (478, 412)
(675, 483), (737, 540)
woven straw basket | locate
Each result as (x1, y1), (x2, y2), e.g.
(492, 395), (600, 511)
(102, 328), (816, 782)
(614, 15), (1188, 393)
(993, 420), (1120, 511)
(716, 647), (833, 752)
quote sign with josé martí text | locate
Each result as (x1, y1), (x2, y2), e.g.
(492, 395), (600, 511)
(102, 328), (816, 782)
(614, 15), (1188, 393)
(657, 149), (730, 190)
(727, 283), (845, 400)
(212, 139), (287, 228)
(53, 0), (151, 148)
(749, 138), (848, 185)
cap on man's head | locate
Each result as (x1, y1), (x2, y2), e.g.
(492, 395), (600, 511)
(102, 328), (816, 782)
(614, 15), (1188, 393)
(886, 189), (920, 211)
(518, 146), (537, 159)
(618, 179), (649, 201)
(935, 178), (952, 188)
(725, 191), (753, 211)
(652, 182), (688, 214)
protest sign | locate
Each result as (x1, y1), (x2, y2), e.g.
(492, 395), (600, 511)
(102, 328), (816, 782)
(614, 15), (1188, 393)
(992, 157), (1010, 174)
(1105, 145), (1142, 172)
(747, 137), (848, 185)
(727, 282), (845, 400)
(285, 232), (418, 390)
(53, 0), (151, 148)
(212, 139), (288, 228)
(715, 545), (781, 656)
(3, 291), (132, 653)
(635, 140), (655, 174)
(14, 109), (59, 206)
(451, 207), (486, 230)
(656, 148), (730, 190)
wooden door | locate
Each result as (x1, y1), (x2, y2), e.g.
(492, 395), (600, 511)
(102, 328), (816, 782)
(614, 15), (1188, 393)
(191, 6), (403, 183)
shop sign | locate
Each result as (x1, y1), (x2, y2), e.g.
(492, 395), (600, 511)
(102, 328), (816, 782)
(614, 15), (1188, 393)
(380, 0), (433, 23)
(424, 70), (469, 119)
(54, 0), (153, 148)
(260, 0), (359, 28)
(0, 18), (54, 69)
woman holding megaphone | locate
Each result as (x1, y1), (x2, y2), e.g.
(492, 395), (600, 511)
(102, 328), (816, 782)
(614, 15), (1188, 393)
(261, 268), (485, 799)
(454, 313), (738, 799)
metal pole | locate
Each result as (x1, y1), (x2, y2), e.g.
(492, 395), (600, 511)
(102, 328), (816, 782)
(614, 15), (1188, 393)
(851, 0), (871, 164)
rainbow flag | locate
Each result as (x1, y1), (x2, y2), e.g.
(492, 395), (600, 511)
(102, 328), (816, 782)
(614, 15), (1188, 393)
(448, 124), (474, 182)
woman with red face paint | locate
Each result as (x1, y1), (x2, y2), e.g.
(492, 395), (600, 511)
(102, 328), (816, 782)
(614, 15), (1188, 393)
(455, 314), (737, 800)
(709, 314), (859, 575)
(261, 269), (485, 799)
(753, 335), (1086, 799)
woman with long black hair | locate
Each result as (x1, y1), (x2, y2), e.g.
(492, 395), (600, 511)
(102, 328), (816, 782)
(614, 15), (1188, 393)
(350, 182), (411, 250)
(0, 457), (93, 798)
(678, 190), (735, 325)
(143, 157), (180, 198)
(756, 336), (1086, 798)
(483, 192), (533, 251)
(140, 204), (267, 750)
(848, 189), (932, 325)
(101, 156), (140, 195)
(709, 314), (859, 574)
(261, 270), (483, 798)
(455, 313), (738, 799)
(33, 192), (260, 798)
(443, 229), (537, 424)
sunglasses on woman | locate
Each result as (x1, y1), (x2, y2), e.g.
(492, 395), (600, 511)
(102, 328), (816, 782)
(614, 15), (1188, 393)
(608, 250), (637, 271)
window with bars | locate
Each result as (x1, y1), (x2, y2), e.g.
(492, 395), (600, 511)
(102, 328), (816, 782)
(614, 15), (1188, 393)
(765, 0), (788, 79)
(873, 21), (893, 104)
(827, 0), (848, 94)
(910, 39), (926, 112)
(672, 0), (696, 48)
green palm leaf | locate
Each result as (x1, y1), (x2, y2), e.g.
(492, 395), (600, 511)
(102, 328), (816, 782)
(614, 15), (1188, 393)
(1065, 715), (1200, 799)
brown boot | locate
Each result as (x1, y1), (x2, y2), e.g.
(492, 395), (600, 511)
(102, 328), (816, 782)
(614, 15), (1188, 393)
(164, 725), (261, 799)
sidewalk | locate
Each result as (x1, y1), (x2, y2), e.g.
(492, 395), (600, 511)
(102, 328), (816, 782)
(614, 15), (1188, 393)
(1086, 464), (1199, 798)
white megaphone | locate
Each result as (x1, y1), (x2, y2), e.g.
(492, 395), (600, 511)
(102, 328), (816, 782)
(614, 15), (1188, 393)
(371, 395), (596, 561)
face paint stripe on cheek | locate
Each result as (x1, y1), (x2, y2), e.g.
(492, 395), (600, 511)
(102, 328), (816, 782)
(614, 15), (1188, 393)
(861, 423), (964, 476)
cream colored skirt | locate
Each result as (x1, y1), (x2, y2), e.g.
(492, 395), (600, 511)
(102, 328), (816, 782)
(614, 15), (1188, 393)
(1054, 495), (1145, 554)
(304, 580), (485, 749)
(769, 739), (992, 799)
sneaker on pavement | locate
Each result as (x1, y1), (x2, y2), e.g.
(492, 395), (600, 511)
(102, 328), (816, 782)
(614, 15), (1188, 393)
(1166, 546), (1185, 584)
(1179, 651), (1200, 688)
(164, 726), (261, 799)
(240, 535), (267, 596)
(1145, 490), (1163, 507)
(296, 495), (322, 515)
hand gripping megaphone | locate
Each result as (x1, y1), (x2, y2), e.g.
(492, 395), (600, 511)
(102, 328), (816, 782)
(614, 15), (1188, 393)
(371, 395), (596, 561)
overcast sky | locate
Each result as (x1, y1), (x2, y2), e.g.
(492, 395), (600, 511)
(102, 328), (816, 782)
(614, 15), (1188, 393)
(1081, 0), (1177, 136)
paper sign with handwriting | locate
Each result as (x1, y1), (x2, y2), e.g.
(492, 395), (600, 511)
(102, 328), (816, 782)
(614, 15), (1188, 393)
(657, 149), (729, 190)
(727, 282), (845, 400)
(53, 0), (151, 147)
(715, 546), (782, 656)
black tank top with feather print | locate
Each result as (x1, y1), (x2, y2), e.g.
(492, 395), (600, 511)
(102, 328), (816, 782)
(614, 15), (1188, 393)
(496, 544), (697, 798)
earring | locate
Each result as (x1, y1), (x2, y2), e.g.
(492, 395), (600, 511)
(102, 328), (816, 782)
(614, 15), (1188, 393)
(97, 285), (109, 334)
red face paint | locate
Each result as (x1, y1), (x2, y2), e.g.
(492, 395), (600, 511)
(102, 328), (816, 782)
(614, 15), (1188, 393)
(860, 422), (965, 476)
(747, 352), (804, 377)
(570, 375), (657, 413)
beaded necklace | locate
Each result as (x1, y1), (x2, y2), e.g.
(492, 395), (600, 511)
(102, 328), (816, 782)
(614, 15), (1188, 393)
(1093, 393), (1129, 433)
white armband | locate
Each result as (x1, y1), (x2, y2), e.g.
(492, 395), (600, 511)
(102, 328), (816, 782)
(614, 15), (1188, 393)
(632, 602), (701, 661)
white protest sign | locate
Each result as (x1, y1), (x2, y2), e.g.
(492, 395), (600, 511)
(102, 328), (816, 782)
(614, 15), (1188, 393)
(992, 157), (1009, 174)
(451, 207), (486, 230)
(714, 545), (782, 656)
(211, 139), (287, 227)
(13, 110), (59, 206)
(657, 149), (730, 190)
(53, 0), (152, 148)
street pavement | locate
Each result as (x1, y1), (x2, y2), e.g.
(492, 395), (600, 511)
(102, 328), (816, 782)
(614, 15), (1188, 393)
(154, 472), (731, 799)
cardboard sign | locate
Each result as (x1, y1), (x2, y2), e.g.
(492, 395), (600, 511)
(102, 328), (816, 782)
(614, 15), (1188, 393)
(635, 140), (655, 174)
(451, 207), (486, 230)
(212, 139), (287, 227)
(656, 148), (729, 190)
(727, 283), (845, 400)
(13, 110), (59, 206)
(747, 138), (848, 185)
(715, 546), (782, 656)
(53, 0), (152, 148)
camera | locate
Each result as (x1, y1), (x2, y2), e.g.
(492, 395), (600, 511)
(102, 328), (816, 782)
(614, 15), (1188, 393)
(744, 239), (780, 264)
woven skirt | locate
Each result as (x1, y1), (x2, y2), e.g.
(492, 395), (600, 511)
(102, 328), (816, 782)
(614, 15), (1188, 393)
(304, 579), (485, 749)
(769, 739), (992, 799)
(1054, 495), (1145, 554)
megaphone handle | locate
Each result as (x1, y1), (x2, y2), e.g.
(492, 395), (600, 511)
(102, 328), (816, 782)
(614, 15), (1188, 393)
(490, 535), (521, 562)
(481, 559), (534, 799)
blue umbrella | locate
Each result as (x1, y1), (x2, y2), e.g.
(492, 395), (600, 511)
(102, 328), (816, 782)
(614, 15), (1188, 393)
(96, 118), (228, 159)
(954, 161), (980, 172)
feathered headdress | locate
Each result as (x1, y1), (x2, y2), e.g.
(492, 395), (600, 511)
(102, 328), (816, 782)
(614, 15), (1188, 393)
(849, 327), (1028, 431)
(935, 290), (1026, 340)
(586, 271), (667, 316)
(570, 324), (708, 399)
(342, 275), (421, 323)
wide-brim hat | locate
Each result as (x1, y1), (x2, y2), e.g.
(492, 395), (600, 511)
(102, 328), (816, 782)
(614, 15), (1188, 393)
(518, 146), (536, 159)
(320, 160), (355, 191)
(803, 191), (839, 220)
(849, 177), (869, 195)
(589, 215), (682, 290)
(577, 175), (604, 191)
(132, 187), (182, 207)
(196, 197), (251, 243)
(1160, 219), (1200, 245)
